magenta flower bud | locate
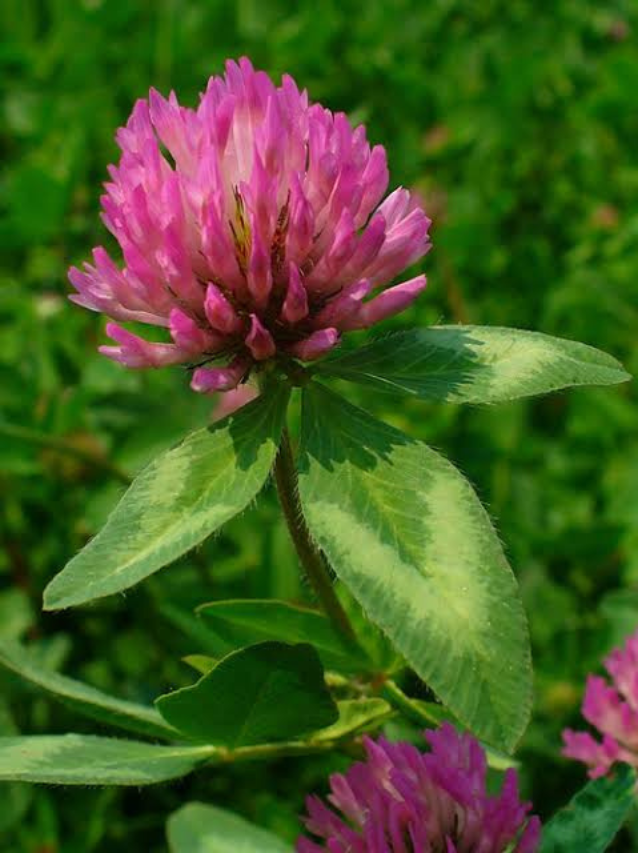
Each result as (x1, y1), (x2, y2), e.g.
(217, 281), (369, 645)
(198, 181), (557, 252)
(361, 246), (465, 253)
(191, 356), (250, 393)
(204, 283), (243, 334)
(281, 264), (309, 324)
(297, 723), (541, 852)
(287, 173), (315, 264)
(246, 314), (276, 360)
(288, 328), (340, 361)
(99, 322), (189, 368)
(342, 274), (427, 330)
(336, 212), (387, 287)
(354, 144), (389, 227)
(563, 630), (638, 778)
(314, 279), (372, 329)
(169, 308), (221, 353)
(326, 209), (358, 270)
(246, 221), (273, 310)
(69, 58), (431, 392)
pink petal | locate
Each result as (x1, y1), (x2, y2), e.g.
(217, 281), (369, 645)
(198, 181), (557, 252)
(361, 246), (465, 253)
(516, 818), (542, 853)
(190, 356), (249, 393)
(287, 173), (315, 263)
(314, 279), (372, 329)
(148, 87), (195, 173)
(169, 307), (222, 353)
(100, 323), (188, 368)
(342, 275), (427, 330)
(245, 314), (276, 360)
(288, 328), (339, 361)
(246, 226), (272, 310)
(605, 632), (638, 712)
(365, 208), (431, 287)
(281, 264), (309, 323)
(354, 145), (389, 227)
(583, 675), (638, 748)
(335, 212), (386, 285)
(562, 730), (612, 777)
(204, 283), (243, 334)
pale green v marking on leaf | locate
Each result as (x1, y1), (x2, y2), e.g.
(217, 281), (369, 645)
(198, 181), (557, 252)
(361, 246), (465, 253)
(0, 735), (216, 785)
(298, 382), (532, 752)
(44, 385), (290, 610)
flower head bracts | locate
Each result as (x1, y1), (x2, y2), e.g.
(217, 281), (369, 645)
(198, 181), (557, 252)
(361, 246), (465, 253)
(297, 722), (540, 852)
(70, 58), (431, 393)
(563, 630), (638, 779)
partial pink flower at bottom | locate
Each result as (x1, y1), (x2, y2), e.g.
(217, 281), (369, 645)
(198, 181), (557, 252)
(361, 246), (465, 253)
(562, 630), (638, 779)
(211, 383), (258, 421)
(297, 722), (540, 852)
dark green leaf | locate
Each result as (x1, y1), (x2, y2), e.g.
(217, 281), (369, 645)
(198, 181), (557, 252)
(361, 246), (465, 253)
(0, 735), (215, 785)
(316, 326), (630, 403)
(167, 802), (290, 853)
(43, 387), (290, 610)
(160, 601), (235, 658)
(197, 599), (367, 671)
(0, 639), (175, 739)
(540, 765), (636, 852)
(156, 641), (338, 747)
(298, 383), (531, 751)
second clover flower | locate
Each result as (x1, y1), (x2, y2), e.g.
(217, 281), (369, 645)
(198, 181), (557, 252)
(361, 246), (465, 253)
(297, 723), (541, 852)
(563, 630), (638, 779)
(69, 57), (431, 393)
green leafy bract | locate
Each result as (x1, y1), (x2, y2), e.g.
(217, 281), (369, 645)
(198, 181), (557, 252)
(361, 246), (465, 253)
(298, 383), (532, 751)
(197, 599), (367, 671)
(316, 326), (630, 402)
(156, 641), (338, 747)
(167, 803), (290, 853)
(43, 386), (290, 610)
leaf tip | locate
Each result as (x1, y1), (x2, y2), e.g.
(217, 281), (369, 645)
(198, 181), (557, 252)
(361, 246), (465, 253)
(615, 368), (633, 384)
(42, 574), (84, 612)
(42, 582), (63, 612)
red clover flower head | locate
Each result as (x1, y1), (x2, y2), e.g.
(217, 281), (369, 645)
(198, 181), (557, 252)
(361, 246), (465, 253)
(297, 722), (541, 853)
(562, 630), (638, 779)
(70, 57), (431, 393)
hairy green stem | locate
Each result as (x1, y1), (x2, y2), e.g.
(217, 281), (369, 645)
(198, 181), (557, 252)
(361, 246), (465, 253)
(380, 680), (443, 727)
(273, 426), (356, 642)
(211, 739), (335, 765)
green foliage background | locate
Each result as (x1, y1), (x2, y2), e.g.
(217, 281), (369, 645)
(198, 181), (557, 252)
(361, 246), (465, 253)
(0, 0), (636, 850)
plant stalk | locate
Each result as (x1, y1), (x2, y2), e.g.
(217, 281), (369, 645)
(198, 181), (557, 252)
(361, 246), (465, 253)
(273, 426), (356, 642)
(380, 680), (442, 728)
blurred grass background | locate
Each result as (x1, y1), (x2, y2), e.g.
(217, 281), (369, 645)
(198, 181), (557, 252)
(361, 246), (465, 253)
(0, 1), (637, 850)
